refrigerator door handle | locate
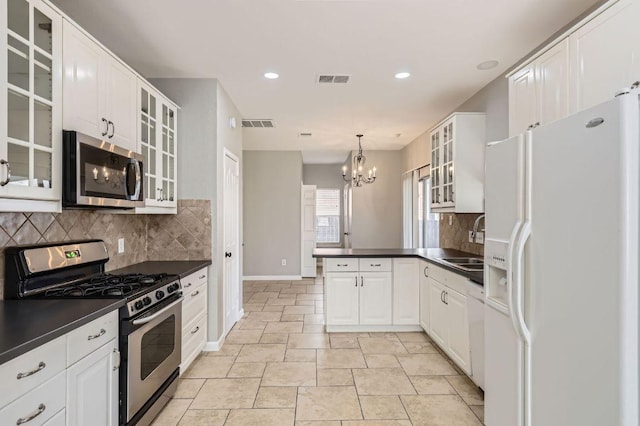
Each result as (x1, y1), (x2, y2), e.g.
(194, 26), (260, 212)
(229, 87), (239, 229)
(512, 221), (532, 345)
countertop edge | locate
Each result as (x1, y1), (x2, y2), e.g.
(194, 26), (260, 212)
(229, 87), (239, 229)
(0, 299), (125, 365)
(313, 249), (484, 285)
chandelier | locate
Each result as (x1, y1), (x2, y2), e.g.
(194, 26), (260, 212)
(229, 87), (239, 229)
(342, 134), (376, 187)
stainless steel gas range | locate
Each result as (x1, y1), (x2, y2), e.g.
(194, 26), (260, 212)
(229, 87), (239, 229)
(4, 239), (182, 426)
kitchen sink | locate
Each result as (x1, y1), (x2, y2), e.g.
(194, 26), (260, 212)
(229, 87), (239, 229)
(437, 257), (484, 272)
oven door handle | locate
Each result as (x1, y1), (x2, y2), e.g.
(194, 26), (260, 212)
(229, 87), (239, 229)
(125, 159), (142, 201)
(132, 297), (183, 325)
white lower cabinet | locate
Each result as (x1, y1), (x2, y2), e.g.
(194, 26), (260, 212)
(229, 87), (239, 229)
(426, 265), (471, 374)
(359, 272), (393, 325)
(324, 258), (420, 331)
(180, 268), (208, 373)
(0, 310), (119, 426)
(419, 261), (430, 332)
(392, 258), (420, 325)
(66, 338), (118, 426)
(326, 273), (359, 325)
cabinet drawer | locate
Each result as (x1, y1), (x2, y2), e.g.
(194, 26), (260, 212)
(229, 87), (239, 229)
(43, 409), (65, 426)
(359, 258), (392, 272)
(325, 258), (358, 272)
(183, 285), (208, 329)
(0, 371), (66, 426)
(181, 268), (208, 292)
(427, 263), (469, 295)
(0, 336), (66, 408)
(66, 310), (118, 366)
(425, 263), (449, 284)
(181, 313), (207, 372)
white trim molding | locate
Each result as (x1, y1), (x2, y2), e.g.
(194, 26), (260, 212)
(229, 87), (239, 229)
(203, 334), (225, 352)
(243, 275), (302, 281)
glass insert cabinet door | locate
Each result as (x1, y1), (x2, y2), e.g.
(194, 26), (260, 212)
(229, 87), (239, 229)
(1, 0), (62, 201)
(137, 81), (177, 208)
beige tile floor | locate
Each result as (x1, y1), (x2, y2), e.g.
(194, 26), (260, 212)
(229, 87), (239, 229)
(152, 276), (484, 426)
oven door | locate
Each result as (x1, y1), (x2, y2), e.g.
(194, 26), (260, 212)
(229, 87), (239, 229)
(125, 296), (182, 422)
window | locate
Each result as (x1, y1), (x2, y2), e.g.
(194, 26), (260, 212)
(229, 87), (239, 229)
(316, 189), (340, 243)
(403, 169), (439, 249)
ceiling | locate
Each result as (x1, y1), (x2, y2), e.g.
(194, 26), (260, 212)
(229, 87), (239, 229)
(51, 0), (599, 163)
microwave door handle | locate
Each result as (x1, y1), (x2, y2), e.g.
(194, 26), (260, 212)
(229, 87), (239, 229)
(125, 159), (142, 200)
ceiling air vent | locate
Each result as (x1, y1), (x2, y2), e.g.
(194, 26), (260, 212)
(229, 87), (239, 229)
(299, 132), (313, 137)
(242, 119), (275, 128)
(317, 74), (350, 84)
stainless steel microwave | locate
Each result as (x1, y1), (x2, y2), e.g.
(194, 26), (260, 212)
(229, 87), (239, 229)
(63, 131), (144, 208)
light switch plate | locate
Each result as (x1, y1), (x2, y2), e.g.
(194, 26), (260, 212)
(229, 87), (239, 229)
(468, 231), (474, 243)
(118, 238), (125, 254)
(476, 231), (485, 244)
(281, 259), (287, 266)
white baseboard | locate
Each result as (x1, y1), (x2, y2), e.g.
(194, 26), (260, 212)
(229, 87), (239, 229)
(203, 335), (225, 352)
(243, 275), (302, 281)
(325, 324), (424, 333)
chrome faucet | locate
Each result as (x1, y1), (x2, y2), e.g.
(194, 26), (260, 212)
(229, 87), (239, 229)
(471, 214), (485, 240)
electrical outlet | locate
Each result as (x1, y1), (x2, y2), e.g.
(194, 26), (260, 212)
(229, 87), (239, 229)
(448, 215), (453, 226)
(118, 238), (125, 254)
(468, 231), (474, 243)
(476, 231), (485, 245)
(281, 259), (287, 266)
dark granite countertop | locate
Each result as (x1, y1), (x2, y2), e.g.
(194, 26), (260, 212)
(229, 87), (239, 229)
(0, 299), (124, 365)
(110, 260), (211, 278)
(313, 248), (483, 285)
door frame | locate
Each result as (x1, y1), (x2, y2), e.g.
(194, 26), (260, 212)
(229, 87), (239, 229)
(301, 184), (317, 277)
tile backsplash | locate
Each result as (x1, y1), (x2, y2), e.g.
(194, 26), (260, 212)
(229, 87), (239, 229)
(0, 199), (212, 300)
(439, 213), (485, 256)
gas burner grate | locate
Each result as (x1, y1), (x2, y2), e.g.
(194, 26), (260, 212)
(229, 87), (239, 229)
(43, 273), (171, 298)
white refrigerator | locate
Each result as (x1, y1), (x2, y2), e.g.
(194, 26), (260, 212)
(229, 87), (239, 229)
(484, 91), (639, 426)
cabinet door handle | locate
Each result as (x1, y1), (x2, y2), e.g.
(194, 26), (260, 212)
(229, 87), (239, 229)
(88, 328), (106, 340)
(423, 266), (429, 277)
(355, 277), (358, 287)
(440, 290), (445, 304)
(360, 276), (364, 287)
(107, 120), (115, 138)
(337, 263), (348, 267)
(0, 159), (11, 186)
(101, 118), (108, 136)
(16, 404), (46, 424)
(16, 362), (46, 379)
(370, 263), (381, 267)
(444, 291), (448, 305)
(199, 274), (206, 279)
(112, 349), (120, 371)
(192, 290), (200, 297)
(191, 326), (200, 335)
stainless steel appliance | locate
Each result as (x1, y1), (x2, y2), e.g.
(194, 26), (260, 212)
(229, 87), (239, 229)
(4, 240), (182, 426)
(63, 131), (144, 209)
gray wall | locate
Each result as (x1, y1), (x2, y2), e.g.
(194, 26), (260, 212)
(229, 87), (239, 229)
(149, 78), (244, 343)
(243, 151), (303, 276)
(349, 150), (403, 249)
(303, 164), (345, 247)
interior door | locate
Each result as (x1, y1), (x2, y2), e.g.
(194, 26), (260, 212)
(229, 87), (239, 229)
(301, 185), (317, 277)
(223, 151), (240, 334)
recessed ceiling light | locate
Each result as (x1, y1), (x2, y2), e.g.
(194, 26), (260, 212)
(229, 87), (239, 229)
(264, 72), (279, 79)
(395, 72), (411, 79)
(477, 60), (499, 70)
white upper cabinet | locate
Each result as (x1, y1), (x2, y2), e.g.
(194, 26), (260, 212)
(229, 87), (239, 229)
(136, 79), (178, 212)
(509, 0), (640, 134)
(569, 0), (640, 113)
(0, 0), (62, 211)
(509, 40), (570, 136)
(430, 113), (485, 213)
(62, 20), (137, 152)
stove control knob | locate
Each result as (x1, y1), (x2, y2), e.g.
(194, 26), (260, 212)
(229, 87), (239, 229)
(167, 284), (175, 294)
(143, 297), (152, 306)
(168, 283), (180, 293)
(156, 290), (165, 300)
(134, 300), (144, 310)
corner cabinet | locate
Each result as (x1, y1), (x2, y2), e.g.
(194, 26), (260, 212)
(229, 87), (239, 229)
(429, 113), (485, 213)
(62, 20), (137, 153)
(0, 0), (62, 212)
(136, 80), (178, 213)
